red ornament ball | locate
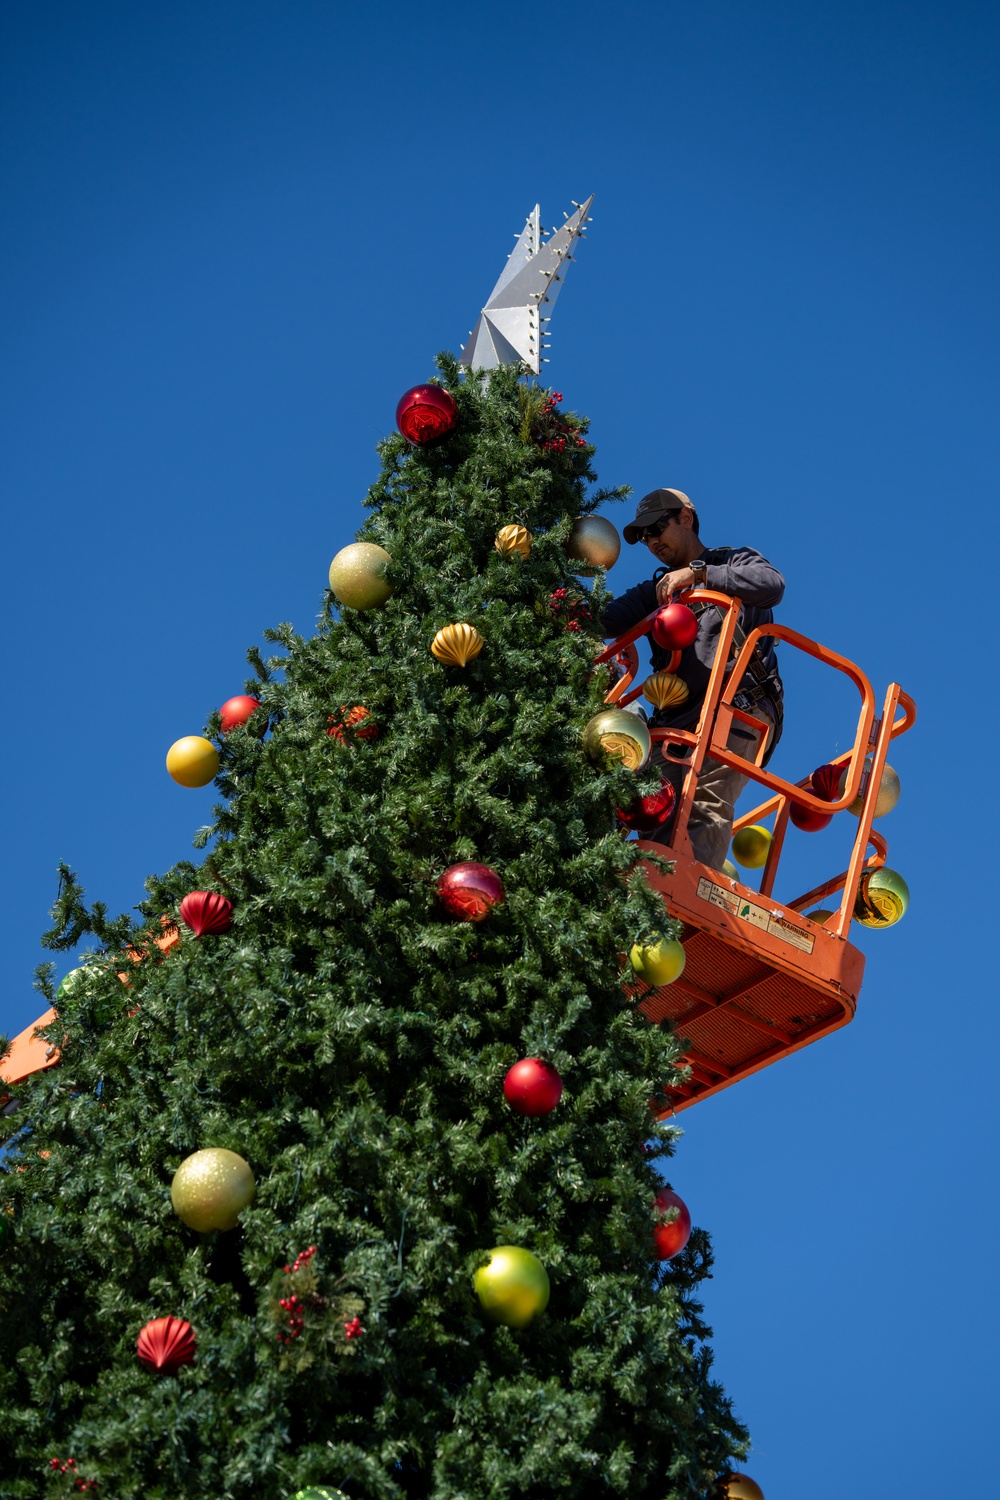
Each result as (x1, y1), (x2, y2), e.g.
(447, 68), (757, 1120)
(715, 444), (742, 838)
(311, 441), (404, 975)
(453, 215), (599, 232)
(653, 1187), (692, 1260)
(179, 890), (234, 938)
(396, 384), (458, 445)
(617, 777), (676, 833)
(789, 803), (831, 832)
(503, 1058), (563, 1117)
(790, 761), (841, 832)
(326, 705), (379, 742)
(437, 862), (505, 923)
(219, 696), (260, 733)
(137, 1315), (197, 1374)
(650, 602), (698, 651)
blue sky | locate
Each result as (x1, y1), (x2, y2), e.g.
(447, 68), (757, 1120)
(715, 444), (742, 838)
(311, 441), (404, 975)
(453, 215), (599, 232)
(2, 3), (997, 1494)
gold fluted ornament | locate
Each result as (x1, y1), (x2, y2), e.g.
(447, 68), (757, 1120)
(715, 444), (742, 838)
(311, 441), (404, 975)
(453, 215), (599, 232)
(582, 708), (651, 771)
(494, 523), (532, 558)
(642, 671), (690, 711)
(854, 866), (909, 928)
(170, 1148), (256, 1233)
(328, 542), (394, 611)
(430, 622), (484, 667)
(565, 513), (621, 570)
(840, 756), (901, 819)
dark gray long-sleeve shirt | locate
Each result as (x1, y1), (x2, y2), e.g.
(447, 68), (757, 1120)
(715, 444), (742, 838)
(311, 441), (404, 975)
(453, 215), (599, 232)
(601, 545), (785, 727)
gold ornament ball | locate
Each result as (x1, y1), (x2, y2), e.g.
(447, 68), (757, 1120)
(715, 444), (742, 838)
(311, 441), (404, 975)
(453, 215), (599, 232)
(731, 824), (772, 869)
(854, 866), (910, 929)
(166, 737), (220, 789)
(565, 514), (621, 570)
(170, 1148), (256, 1233)
(806, 908), (837, 924)
(495, 523), (532, 559)
(642, 670), (690, 711)
(430, 622), (484, 667)
(840, 757), (901, 819)
(473, 1246), (550, 1328)
(630, 935), (686, 987)
(582, 708), (651, 772)
(710, 1475), (766, 1500)
(328, 542), (394, 611)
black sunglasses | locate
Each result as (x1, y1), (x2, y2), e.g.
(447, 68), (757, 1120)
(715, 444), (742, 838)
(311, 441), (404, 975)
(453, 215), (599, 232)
(636, 510), (681, 542)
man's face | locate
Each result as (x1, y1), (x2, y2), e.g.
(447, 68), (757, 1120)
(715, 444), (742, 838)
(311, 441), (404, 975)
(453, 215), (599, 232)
(643, 508), (692, 567)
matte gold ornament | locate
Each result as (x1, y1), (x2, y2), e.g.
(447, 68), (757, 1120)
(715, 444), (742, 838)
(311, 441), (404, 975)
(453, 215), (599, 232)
(565, 513), (621, 570)
(642, 671), (690, 711)
(473, 1246), (550, 1328)
(170, 1148), (256, 1233)
(495, 523), (532, 558)
(840, 756), (901, 819)
(582, 708), (650, 771)
(328, 542), (394, 611)
(854, 866), (909, 929)
(430, 622), (484, 667)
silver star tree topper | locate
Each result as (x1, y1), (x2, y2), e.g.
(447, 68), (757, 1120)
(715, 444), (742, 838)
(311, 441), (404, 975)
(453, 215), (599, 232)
(459, 195), (594, 374)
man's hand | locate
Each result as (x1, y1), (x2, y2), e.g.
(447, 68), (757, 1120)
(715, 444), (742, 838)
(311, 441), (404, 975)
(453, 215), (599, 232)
(655, 567), (696, 606)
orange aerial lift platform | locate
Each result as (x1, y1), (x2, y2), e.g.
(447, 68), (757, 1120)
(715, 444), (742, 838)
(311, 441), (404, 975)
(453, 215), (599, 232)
(598, 589), (916, 1114)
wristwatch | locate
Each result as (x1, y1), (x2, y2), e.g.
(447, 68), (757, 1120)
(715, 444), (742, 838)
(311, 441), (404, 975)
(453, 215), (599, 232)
(690, 560), (707, 588)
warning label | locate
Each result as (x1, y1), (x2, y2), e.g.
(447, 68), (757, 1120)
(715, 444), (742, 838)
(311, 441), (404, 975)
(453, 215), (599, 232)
(696, 877), (815, 955)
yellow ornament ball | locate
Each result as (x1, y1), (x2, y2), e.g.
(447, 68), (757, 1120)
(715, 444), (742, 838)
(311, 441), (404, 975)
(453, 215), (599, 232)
(473, 1246), (550, 1328)
(170, 1148), (256, 1233)
(166, 736), (220, 789)
(328, 542), (394, 611)
(630, 935), (686, 987)
(806, 908), (837, 924)
(854, 866), (910, 929)
(731, 824), (772, 869)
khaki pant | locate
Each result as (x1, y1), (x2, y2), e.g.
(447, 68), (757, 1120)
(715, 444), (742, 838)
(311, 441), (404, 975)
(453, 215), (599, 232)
(650, 707), (773, 872)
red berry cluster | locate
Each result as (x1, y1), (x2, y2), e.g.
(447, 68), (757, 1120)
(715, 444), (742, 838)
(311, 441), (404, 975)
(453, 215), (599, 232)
(538, 393), (587, 452)
(276, 1245), (317, 1344)
(344, 1316), (364, 1341)
(548, 587), (593, 634)
(48, 1459), (97, 1490)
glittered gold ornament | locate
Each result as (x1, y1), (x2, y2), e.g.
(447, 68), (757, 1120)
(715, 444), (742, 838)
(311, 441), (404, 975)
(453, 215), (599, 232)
(473, 1246), (550, 1328)
(565, 514), (621, 570)
(170, 1148), (256, 1233)
(328, 542), (394, 611)
(854, 866), (909, 928)
(840, 757), (901, 819)
(430, 622), (484, 667)
(630, 934), (686, 986)
(582, 708), (651, 771)
(709, 1475), (766, 1500)
(494, 523), (532, 558)
(166, 736), (220, 789)
(642, 670), (690, 711)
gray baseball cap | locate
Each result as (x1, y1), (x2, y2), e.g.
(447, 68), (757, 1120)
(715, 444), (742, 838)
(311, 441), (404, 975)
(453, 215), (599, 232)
(623, 488), (694, 544)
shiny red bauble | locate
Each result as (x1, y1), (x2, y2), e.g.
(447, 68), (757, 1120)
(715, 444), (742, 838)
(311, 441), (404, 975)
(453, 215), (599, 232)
(790, 762), (842, 832)
(437, 861), (505, 923)
(136, 1315), (196, 1374)
(396, 384), (459, 445)
(653, 1187), (692, 1260)
(179, 891), (234, 937)
(219, 696), (260, 733)
(650, 602), (698, 651)
(503, 1058), (563, 1117)
(617, 777), (676, 833)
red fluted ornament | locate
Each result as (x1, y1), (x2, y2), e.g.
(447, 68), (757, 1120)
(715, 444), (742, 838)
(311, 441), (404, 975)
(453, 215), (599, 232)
(179, 891), (234, 937)
(650, 602), (698, 650)
(219, 695), (260, 733)
(396, 384), (458, 445)
(136, 1315), (197, 1374)
(617, 777), (676, 833)
(790, 762), (842, 832)
(504, 1058), (563, 1117)
(437, 862), (505, 923)
(653, 1187), (692, 1260)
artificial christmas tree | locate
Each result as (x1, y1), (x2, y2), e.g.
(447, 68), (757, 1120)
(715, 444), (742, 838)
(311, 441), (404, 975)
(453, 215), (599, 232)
(0, 359), (749, 1496)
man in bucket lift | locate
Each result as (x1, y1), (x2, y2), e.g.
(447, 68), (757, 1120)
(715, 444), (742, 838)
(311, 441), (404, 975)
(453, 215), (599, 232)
(601, 488), (785, 872)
